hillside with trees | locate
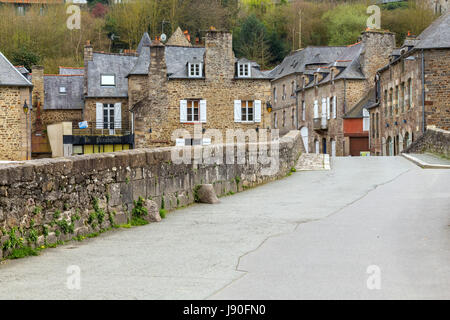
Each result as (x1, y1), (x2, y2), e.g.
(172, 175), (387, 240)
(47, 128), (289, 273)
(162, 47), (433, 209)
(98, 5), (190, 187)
(0, 0), (438, 73)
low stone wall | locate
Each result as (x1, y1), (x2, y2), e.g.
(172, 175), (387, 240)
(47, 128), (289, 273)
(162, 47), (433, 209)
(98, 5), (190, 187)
(0, 131), (302, 259)
(404, 126), (450, 159)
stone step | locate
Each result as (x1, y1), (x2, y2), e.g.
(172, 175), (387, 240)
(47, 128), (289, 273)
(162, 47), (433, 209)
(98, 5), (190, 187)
(295, 153), (331, 171)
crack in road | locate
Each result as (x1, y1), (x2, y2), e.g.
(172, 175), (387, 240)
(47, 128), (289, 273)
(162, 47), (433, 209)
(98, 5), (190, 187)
(206, 167), (412, 299)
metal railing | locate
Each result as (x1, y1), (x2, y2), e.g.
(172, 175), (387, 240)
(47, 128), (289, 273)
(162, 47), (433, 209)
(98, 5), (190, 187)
(72, 121), (131, 136)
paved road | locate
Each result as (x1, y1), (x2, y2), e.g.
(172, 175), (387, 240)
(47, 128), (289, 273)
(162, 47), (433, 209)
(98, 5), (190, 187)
(0, 157), (449, 299)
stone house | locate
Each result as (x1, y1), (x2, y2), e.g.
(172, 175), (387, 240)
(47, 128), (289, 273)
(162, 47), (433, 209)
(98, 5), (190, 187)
(369, 12), (450, 156)
(269, 46), (346, 137)
(285, 30), (396, 156)
(424, 0), (448, 15)
(30, 66), (84, 158)
(130, 29), (273, 148)
(0, 51), (33, 161)
(30, 28), (271, 156)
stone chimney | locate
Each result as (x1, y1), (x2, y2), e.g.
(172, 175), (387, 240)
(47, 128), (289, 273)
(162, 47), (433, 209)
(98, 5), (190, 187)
(83, 40), (93, 96)
(148, 39), (168, 99)
(31, 65), (44, 106)
(359, 30), (396, 81)
(204, 29), (235, 80)
(31, 65), (44, 134)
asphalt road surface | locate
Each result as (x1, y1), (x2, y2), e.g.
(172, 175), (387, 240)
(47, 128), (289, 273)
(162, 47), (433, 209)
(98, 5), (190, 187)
(0, 156), (449, 299)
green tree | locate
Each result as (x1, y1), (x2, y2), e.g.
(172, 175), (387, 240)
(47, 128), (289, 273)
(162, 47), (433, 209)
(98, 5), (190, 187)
(322, 4), (367, 46)
(9, 46), (40, 71)
(233, 14), (273, 69)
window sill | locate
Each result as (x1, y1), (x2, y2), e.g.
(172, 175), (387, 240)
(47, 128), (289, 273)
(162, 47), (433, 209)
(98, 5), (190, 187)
(181, 122), (205, 124)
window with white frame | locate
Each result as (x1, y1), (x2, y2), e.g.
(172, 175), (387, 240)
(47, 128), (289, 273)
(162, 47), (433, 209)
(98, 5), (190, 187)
(234, 100), (261, 123)
(282, 84), (286, 100)
(274, 112), (277, 129)
(291, 80), (296, 97)
(101, 74), (115, 87)
(273, 87), (277, 103)
(282, 110), (286, 127)
(188, 63), (202, 78)
(59, 86), (67, 94)
(187, 100), (200, 122)
(238, 63), (251, 78)
(241, 100), (254, 122)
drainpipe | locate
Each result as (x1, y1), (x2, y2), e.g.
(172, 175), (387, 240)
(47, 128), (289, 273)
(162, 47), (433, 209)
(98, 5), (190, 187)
(28, 86), (33, 160)
(343, 79), (347, 114)
(421, 49), (426, 134)
(295, 81), (299, 130)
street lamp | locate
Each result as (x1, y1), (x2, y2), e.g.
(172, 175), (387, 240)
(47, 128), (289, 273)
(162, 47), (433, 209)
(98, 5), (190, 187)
(23, 100), (30, 160)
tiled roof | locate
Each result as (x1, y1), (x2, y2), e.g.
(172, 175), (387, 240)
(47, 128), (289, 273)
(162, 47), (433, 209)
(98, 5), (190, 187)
(0, 52), (32, 87)
(44, 75), (84, 110)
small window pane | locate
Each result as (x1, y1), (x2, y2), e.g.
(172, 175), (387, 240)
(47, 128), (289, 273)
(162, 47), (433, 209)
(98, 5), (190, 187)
(101, 75), (115, 86)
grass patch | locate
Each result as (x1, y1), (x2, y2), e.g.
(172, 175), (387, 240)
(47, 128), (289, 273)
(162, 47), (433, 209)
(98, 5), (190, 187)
(159, 209), (167, 219)
(8, 247), (39, 259)
(131, 217), (149, 226)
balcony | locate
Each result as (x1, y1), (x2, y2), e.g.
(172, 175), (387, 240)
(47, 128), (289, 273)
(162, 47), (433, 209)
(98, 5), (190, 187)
(313, 117), (328, 131)
(65, 121), (134, 146)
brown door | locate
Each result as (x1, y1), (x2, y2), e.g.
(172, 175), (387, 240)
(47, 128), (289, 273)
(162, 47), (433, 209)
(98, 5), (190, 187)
(349, 137), (369, 156)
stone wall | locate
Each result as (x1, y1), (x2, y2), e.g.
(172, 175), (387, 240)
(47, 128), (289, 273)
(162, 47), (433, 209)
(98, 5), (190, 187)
(0, 86), (31, 161)
(0, 130), (302, 259)
(404, 126), (450, 159)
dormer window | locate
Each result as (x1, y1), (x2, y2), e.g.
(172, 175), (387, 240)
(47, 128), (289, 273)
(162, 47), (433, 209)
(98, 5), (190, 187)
(101, 74), (115, 87)
(188, 62), (202, 78)
(59, 86), (67, 94)
(238, 62), (251, 78)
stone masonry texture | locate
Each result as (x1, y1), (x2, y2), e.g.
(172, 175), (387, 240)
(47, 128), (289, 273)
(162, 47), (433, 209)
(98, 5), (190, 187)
(0, 86), (30, 161)
(0, 131), (302, 258)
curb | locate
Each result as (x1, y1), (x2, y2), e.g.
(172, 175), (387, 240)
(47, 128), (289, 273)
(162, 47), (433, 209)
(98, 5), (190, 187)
(402, 153), (450, 169)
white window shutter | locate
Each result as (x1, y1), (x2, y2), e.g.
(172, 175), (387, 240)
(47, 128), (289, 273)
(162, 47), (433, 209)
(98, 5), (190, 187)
(326, 97), (331, 120)
(234, 100), (242, 122)
(96, 103), (103, 129)
(333, 96), (337, 119)
(314, 100), (319, 118)
(200, 100), (207, 123)
(180, 100), (187, 122)
(114, 103), (122, 129)
(254, 100), (262, 123)
(321, 98), (327, 117)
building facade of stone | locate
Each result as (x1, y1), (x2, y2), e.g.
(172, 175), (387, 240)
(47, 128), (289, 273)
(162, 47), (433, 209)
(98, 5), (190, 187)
(273, 30), (396, 156)
(369, 12), (450, 156)
(0, 52), (33, 161)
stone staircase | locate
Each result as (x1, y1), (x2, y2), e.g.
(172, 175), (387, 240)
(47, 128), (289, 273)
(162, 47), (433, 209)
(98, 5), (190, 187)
(295, 153), (331, 171)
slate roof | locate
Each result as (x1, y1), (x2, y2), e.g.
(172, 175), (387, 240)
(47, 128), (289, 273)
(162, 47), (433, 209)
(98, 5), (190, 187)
(59, 67), (84, 75)
(136, 32), (152, 55)
(165, 46), (205, 79)
(270, 46), (346, 80)
(44, 75), (84, 110)
(344, 87), (377, 119)
(0, 52), (33, 87)
(415, 12), (450, 49)
(86, 52), (138, 97)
